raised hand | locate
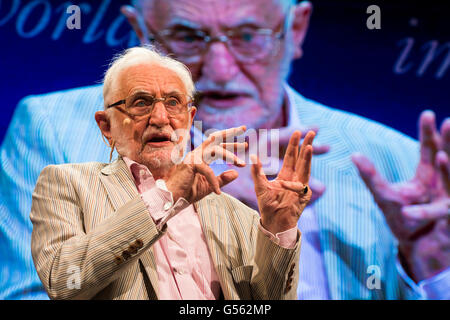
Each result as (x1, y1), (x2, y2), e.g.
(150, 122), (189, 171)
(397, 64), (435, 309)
(263, 126), (328, 204)
(166, 126), (247, 204)
(251, 131), (314, 235)
(221, 126), (328, 210)
(352, 110), (450, 281)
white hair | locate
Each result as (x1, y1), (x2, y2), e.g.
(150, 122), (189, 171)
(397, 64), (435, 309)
(102, 45), (195, 105)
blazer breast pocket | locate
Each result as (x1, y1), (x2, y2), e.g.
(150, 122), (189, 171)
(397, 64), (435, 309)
(231, 265), (253, 299)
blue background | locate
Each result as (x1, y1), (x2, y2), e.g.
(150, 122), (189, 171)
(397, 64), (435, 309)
(0, 0), (448, 144)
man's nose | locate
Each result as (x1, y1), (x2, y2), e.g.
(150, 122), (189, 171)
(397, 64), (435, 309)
(148, 102), (170, 127)
(201, 42), (240, 85)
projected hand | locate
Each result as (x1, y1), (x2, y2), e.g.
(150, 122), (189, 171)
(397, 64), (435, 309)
(352, 111), (450, 282)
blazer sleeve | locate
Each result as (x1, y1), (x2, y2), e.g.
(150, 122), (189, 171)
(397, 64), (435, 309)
(226, 203), (300, 300)
(250, 222), (301, 300)
(30, 165), (165, 300)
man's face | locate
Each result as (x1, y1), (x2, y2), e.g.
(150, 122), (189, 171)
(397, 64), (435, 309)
(104, 64), (195, 172)
(137, 0), (299, 131)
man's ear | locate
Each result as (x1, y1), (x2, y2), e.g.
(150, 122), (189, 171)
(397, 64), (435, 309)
(291, 1), (313, 59)
(121, 5), (150, 44)
(95, 111), (112, 143)
(189, 106), (197, 127)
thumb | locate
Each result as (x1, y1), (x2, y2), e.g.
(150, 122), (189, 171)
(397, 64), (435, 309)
(217, 170), (239, 188)
(351, 152), (390, 202)
(250, 154), (268, 195)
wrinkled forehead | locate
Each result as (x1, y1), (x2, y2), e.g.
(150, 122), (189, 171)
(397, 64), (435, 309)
(112, 64), (187, 100)
(139, 0), (290, 30)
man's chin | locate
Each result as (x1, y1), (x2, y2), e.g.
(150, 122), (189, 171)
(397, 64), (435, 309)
(140, 145), (176, 169)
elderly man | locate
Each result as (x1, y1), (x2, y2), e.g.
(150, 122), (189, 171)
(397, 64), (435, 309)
(30, 46), (314, 300)
(0, 0), (448, 299)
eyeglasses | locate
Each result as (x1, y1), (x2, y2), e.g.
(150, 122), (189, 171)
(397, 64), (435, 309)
(147, 10), (291, 64)
(106, 92), (193, 117)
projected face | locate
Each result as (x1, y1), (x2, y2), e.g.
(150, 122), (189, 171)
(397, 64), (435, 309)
(132, 0), (309, 131)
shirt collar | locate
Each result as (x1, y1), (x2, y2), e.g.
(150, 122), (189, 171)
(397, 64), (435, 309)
(284, 83), (302, 129)
(123, 156), (154, 187)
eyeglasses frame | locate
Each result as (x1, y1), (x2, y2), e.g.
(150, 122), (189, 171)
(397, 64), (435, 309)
(105, 94), (194, 119)
(144, 6), (293, 64)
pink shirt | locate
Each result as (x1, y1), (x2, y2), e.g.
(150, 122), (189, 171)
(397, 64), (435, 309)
(123, 157), (297, 300)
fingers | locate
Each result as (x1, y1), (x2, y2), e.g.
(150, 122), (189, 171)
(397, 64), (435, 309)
(194, 163), (221, 195)
(278, 131), (302, 180)
(250, 154), (269, 195)
(203, 126), (246, 148)
(295, 131), (315, 183)
(271, 126), (328, 155)
(312, 144), (331, 155)
(402, 200), (450, 221)
(120, 5), (148, 43)
(437, 150), (450, 193)
(220, 142), (248, 154)
(278, 180), (311, 198)
(277, 126), (318, 146)
(204, 145), (246, 167)
(217, 170), (239, 188)
(440, 117), (450, 156)
(193, 167), (239, 198)
(351, 153), (391, 202)
(419, 110), (440, 165)
(120, 5), (137, 23)
(299, 131), (316, 160)
(309, 177), (326, 203)
(185, 126), (248, 196)
(297, 145), (313, 184)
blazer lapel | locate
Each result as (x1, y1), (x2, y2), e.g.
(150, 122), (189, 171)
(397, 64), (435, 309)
(99, 158), (160, 299)
(99, 158), (138, 211)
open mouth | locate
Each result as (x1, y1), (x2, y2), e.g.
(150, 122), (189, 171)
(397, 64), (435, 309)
(145, 132), (173, 146)
(199, 91), (250, 109)
(149, 136), (170, 142)
(204, 91), (241, 100)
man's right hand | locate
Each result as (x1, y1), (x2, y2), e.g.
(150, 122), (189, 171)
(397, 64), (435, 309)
(165, 126), (247, 204)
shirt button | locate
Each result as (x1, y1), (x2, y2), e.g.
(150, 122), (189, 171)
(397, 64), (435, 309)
(163, 202), (172, 210)
(173, 268), (184, 275)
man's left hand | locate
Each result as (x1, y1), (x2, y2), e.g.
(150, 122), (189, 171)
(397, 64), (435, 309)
(251, 131), (314, 235)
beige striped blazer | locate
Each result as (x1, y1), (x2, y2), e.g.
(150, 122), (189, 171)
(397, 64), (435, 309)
(30, 158), (301, 300)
